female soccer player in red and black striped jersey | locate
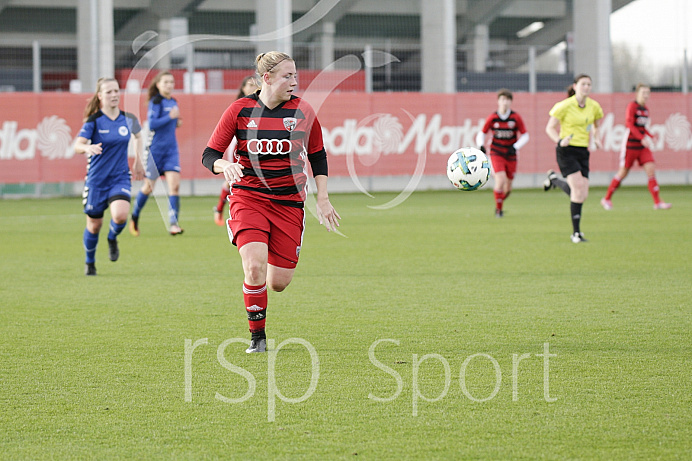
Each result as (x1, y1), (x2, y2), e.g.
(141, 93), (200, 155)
(202, 51), (341, 353)
(476, 89), (529, 217)
(601, 83), (671, 210)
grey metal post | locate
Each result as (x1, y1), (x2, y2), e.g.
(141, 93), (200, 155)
(32, 40), (41, 93)
(683, 49), (688, 94)
(186, 43), (195, 94)
(364, 44), (373, 93)
(90, 0), (98, 86)
(528, 46), (536, 93)
(385, 39), (392, 87)
(421, 0), (456, 93)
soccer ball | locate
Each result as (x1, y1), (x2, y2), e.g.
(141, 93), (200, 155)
(446, 147), (491, 191)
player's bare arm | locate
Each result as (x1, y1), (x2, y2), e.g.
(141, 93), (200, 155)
(592, 121), (602, 149)
(314, 175), (341, 232)
(75, 137), (102, 156)
(545, 117), (562, 145)
(131, 132), (145, 180)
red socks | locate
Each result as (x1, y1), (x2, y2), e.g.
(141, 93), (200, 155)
(243, 283), (267, 333)
(494, 190), (505, 211)
(605, 177), (621, 200)
(648, 177), (661, 204)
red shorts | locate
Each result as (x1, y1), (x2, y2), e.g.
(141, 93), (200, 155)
(621, 147), (654, 169)
(489, 155), (517, 180)
(227, 192), (305, 269)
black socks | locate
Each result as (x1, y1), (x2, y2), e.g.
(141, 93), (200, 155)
(570, 202), (582, 234)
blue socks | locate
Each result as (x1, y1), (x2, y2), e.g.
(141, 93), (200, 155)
(83, 229), (99, 264)
(132, 192), (149, 218)
(168, 195), (180, 225)
(107, 219), (126, 241)
(132, 191), (181, 225)
(84, 220), (125, 264)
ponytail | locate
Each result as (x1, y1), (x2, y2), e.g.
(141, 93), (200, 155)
(83, 77), (117, 121)
(148, 71), (172, 102)
(568, 73), (591, 97)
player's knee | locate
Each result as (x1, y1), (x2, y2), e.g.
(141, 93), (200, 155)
(87, 223), (102, 233)
(267, 275), (292, 292)
(268, 281), (288, 292)
(267, 280), (291, 292)
(574, 188), (588, 202)
(243, 262), (266, 284)
(112, 214), (128, 225)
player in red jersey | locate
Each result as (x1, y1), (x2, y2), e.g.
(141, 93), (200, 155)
(476, 89), (529, 217)
(213, 76), (259, 226)
(601, 83), (671, 210)
(202, 51), (341, 353)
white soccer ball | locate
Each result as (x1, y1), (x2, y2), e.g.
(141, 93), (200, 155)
(446, 147), (491, 191)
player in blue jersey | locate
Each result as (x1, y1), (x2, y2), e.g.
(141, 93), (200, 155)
(129, 71), (184, 236)
(75, 77), (145, 276)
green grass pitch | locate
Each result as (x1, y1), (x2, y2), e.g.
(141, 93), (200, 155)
(1, 186), (690, 459)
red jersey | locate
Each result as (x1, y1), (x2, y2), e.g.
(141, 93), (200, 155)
(480, 111), (527, 158)
(206, 93), (325, 205)
(625, 101), (653, 150)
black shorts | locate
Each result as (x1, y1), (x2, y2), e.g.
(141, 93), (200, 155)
(556, 145), (590, 178)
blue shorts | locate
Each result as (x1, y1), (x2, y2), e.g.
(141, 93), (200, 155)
(82, 178), (131, 218)
(145, 150), (181, 179)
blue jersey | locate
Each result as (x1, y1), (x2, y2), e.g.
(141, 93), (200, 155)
(78, 110), (141, 187)
(148, 95), (179, 156)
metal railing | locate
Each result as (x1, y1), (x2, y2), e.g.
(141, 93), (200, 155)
(0, 39), (599, 93)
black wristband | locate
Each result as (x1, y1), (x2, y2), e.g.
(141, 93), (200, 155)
(202, 146), (224, 174)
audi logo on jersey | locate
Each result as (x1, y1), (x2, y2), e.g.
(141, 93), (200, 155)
(246, 139), (293, 155)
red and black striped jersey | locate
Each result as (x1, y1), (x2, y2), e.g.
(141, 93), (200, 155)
(625, 101), (653, 150)
(206, 93), (325, 204)
(480, 111), (527, 158)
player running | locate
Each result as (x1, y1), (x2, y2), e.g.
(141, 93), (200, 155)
(130, 71), (184, 236)
(75, 77), (144, 275)
(601, 83), (671, 210)
(476, 88), (529, 217)
(202, 51), (340, 353)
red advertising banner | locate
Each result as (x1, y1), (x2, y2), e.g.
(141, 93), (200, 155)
(1, 91), (691, 185)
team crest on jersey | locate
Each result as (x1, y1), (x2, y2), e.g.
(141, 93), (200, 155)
(118, 126), (129, 136)
(508, 121), (516, 128)
(283, 117), (297, 132)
